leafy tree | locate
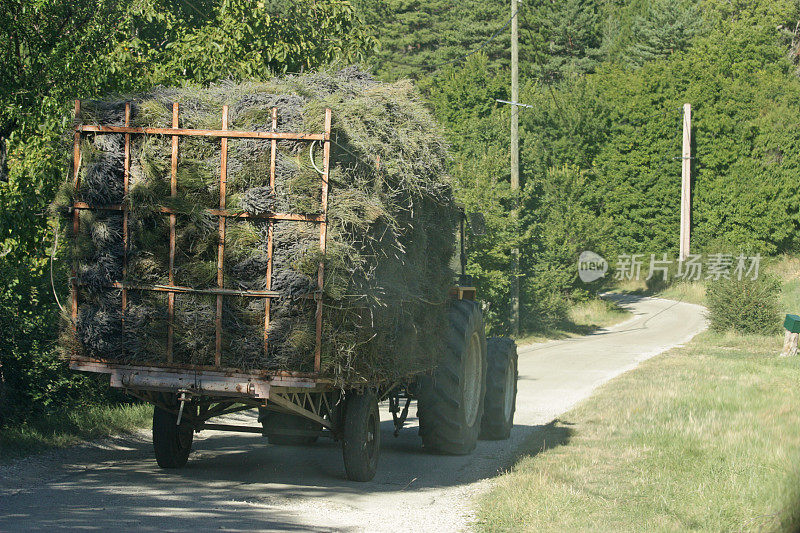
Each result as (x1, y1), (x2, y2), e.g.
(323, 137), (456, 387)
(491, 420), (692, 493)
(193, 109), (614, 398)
(523, 164), (616, 328)
(425, 54), (520, 332)
(351, 0), (507, 80)
(520, 0), (800, 257)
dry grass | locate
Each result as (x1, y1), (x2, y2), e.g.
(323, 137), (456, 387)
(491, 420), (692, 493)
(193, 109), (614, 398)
(567, 299), (630, 328)
(475, 329), (800, 532)
(655, 280), (706, 305)
(516, 298), (630, 345)
(612, 255), (800, 309)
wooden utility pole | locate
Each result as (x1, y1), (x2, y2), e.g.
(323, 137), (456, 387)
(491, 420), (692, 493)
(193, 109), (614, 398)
(510, 0), (520, 336)
(679, 103), (691, 261)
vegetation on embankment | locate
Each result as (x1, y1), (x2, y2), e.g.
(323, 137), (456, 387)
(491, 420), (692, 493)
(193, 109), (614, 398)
(0, 402), (151, 463)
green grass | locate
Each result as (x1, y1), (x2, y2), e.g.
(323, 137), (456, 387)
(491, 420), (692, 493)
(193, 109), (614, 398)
(475, 330), (800, 532)
(476, 257), (800, 532)
(0, 403), (152, 463)
(516, 298), (631, 345)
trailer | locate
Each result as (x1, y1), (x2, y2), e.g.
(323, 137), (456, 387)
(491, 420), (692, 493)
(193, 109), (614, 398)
(65, 100), (518, 481)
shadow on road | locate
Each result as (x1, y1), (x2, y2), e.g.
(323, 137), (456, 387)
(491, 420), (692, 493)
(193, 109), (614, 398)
(0, 410), (572, 530)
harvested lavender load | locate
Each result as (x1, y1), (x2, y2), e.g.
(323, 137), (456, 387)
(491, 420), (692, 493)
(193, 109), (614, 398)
(53, 68), (458, 384)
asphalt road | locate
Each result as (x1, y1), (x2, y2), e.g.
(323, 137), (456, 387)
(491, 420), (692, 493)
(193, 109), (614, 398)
(0, 295), (706, 532)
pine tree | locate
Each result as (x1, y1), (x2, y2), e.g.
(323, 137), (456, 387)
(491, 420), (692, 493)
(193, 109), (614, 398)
(625, 0), (700, 67)
(350, 0), (506, 80)
(528, 0), (605, 82)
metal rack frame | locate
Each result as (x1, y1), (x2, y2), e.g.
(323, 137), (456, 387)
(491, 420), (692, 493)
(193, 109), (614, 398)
(69, 100), (332, 374)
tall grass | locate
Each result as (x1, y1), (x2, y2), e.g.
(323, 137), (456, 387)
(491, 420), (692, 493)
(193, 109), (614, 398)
(516, 298), (630, 345)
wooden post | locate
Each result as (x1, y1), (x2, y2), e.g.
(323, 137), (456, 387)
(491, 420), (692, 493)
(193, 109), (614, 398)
(679, 103), (691, 262)
(122, 102), (130, 348)
(781, 331), (799, 357)
(314, 108), (332, 373)
(510, 0), (520, 337)
(781, 314), (800, 357)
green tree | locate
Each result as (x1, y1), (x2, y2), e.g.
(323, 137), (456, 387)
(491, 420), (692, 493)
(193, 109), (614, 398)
(527, 0), (605, 82)
(520, 0), (800, 256)
(351, 0), (507, 80)
(425, 54), (522, 332)
(624, 0), (700, 67)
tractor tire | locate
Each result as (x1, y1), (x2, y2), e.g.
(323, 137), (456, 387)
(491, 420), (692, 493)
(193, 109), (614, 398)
(342, 390), (381, 482)
(153, 401), (195, 469)
(259, 409), (320, 445)
(479, 337), (518, 440)
(417, 299), (487, 455)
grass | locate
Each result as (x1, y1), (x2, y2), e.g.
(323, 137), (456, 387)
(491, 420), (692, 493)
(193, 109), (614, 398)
(516, 298), (631, 345)
(476, 256), (800, 532)
(0, 402), (152, 463)
(655, 280), (707, 305)
(475, 330), (800, 532)
(610, 278), (707, 306)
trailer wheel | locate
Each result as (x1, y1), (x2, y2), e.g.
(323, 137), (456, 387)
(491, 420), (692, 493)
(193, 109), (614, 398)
(480, 337), (518, 440)
(342, 390), (380, 482)
(153, 403), (194, 469)
(417, 299), (487, 455)
(258, 409), (320, 445)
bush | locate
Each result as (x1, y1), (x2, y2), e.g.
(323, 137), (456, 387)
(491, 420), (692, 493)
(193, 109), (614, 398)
(706, 275), (782, 335)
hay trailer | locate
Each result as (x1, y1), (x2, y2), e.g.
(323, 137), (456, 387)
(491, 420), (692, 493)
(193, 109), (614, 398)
(67, 101), (518, 482)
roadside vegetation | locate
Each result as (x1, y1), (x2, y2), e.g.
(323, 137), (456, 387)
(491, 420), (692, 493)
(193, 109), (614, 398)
(476, 258), (800, 531)
(476, 330), (800, 532)
(516, 298), (630, 345)
(0, 402), (151, 463)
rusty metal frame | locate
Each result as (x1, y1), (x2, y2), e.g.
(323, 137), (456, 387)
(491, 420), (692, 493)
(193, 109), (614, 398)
(70, 100), (332, 375)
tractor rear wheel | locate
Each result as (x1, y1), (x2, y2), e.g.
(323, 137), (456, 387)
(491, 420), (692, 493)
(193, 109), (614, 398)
(417, 299), (487, 455)
(479, 337), (518, 440)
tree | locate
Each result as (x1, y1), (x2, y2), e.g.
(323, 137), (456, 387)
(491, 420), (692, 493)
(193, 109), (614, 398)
(351, 0), (507, 80)
(425, 54), (522, 332)
(624, 0), (700, 67)
(527, 0), (605, 82)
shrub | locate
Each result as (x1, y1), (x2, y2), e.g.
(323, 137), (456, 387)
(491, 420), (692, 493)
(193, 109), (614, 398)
(706, 275), (781, 335)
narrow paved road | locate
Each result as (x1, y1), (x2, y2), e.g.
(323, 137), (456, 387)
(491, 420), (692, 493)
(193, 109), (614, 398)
(0, 295), (706, 532)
